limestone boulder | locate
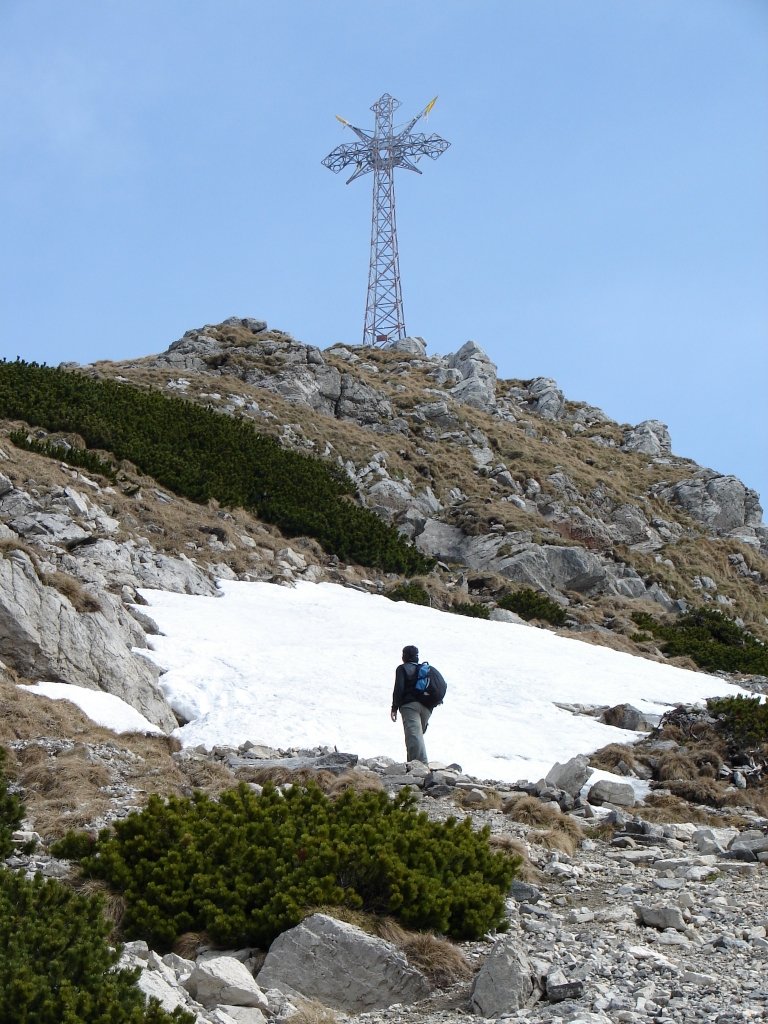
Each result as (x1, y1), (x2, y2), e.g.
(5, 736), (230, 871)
(621, 420), (672, 456)
(634, 904), (687, 932)
(653, 471), (763, 534)
(0, 549), (176, 730)
(390, 336), (427, 356)
(185, 956), (269, 1010)
(545, 755), (592, 797)
(525, 377), (565, 420)
(601, 704), (656, 732)
(446, 341), (498, 411)
(256, 913), (430, 1012)
(63, 539), (219, 596)
(587, 779), (636, 807)
(469, 936), (540, 1015)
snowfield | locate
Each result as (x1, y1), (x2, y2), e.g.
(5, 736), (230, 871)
(23, 579), (748, 784)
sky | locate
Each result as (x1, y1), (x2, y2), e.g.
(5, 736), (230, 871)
(22, 579), (750, 785)
(1, 2), (766, 507)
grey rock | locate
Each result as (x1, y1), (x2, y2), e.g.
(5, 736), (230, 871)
(219, 1008), (268, 1024)
(653, 470), (763, 534)
(633, 904), (687, 931)
(545, 755), (592, 797)
(546, 968), (585, 1003)
(446, 341), (498, 411)
(621, 420), (672, 456)
(65, 539), (219, 596)
(0, 550), (176, 730)
(389, 336), (427, 355)
(10, 511), (91, 546)
(185, 956), (268, 1010)
(256, 913), (430, 1012)
(729, 834), (768, 856)
(225, 752), (357, 775)
(509, 880), (542, 904)
(587, 779), (636, 807)
(526, 377), (565, 420)
(600, 704), (655, 731)
(469, 936), (538, 1015)
(136, 969), (192, 1015)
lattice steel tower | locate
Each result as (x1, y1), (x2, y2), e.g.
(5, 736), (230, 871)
(322, 93), (450, 346)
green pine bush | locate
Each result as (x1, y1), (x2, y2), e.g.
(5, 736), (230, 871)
(9, 429), (118, 481)
(0, 360), (432, 576)
(451, 602), (491, 619)
(71, 783), (517, 951)
(632, 608), (768, 675)
(0, 868), (194, 1023)
(0, 747), (24, 859)
(497, 588), (566, 626)
(386, 582), (431, 606)
(706, 694), (768, 751)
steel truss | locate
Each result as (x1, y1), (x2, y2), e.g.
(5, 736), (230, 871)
(322, 93), (449, 346)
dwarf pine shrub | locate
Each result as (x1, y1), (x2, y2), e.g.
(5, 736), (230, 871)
(632, 608), (768, 675)
(386, 582), (431, 606)
(451, 602), (490, 619)
(706, 694), (768, 751)
(0, 360), (432, 576)
(9, 428), (118, 481)
(0, 868), (194, 1023)
(497, 588), (566, 626)
(72, 783), (517, 951)
(0, 747), (23, 859)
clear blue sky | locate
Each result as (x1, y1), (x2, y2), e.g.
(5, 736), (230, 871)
(2, 1), (766, 511)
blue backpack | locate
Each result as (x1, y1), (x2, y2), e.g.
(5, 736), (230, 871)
(413, 662), (432, 694)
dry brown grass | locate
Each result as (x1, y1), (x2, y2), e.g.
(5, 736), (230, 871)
(656, 778), (726, 807)
(0, 536), (39, 561)
(0, 681), (115, 743)
(639, 793), (739, 826)
(488, 833), (541, 882)
(501, 795), (584, 854)
(530, 827), (579, 856)
(690, 746), (724, 778)
(40, 571), (102, 613)
(173, 931), (214, 959)
(588, 743), (638, 773)
(287, 997), (339, 1024)
(720, 788), (768, 817)
(502, 794), (562, 826)
(20, 744), (111, 797)
(178, 755), (237, 795)
(654, 750), (702, 783)
(236, 765), (338, 792)
(454, 788), (503, 811)
(16, 743), (113, 838)
(74, 878), (126, 930)
(304, 906), (410, 950)
(325, 769), (385, 796)
(401, 932), (472, 987)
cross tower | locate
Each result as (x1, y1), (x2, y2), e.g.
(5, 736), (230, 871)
(322, 93), (450, 346)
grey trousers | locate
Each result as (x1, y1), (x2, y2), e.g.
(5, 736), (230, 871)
(400, 702), (432, 764)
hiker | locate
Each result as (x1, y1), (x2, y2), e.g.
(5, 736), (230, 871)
(390, 644), (446, 764)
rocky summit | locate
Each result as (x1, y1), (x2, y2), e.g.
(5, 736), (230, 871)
(1, 317), (767, 1023)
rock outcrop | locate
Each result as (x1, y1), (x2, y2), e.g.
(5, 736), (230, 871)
(257, 913), (431, 1012)
(0, 548), (175, 730)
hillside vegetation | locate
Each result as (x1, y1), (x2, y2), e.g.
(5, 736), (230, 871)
(0, 359), (430, 575)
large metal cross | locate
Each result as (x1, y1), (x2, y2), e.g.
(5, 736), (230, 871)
(322, 93), (450, 346)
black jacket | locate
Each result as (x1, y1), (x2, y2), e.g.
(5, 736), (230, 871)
(392, 661), (445, 712)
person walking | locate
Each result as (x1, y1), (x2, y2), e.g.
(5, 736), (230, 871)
(390, 644), (446, 764)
